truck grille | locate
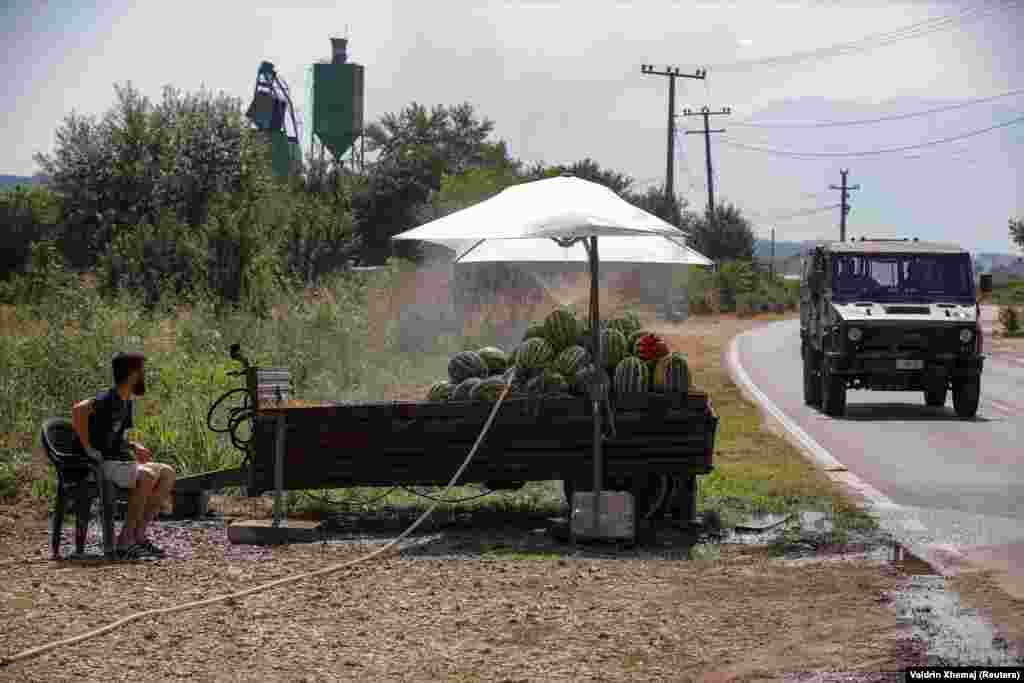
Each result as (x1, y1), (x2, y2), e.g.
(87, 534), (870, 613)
(856, 326), (962, 353)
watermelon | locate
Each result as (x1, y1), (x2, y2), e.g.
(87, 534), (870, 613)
(553, 345), (590, 378)
(627, 329), (652, 351)
(472, 376), (510, 402)
(477, 346), (509, 375)
(614, 356), (649, 395)
(653, 352), (690, 393)
(608, 312), (641, 338)
(543, 308), (579, 352)
(524, 370), (567, 396)
(448, 350), (489, 384)
(542, 369), (570, 395)
(600, 328), (628, 370)
(522, 322), (546, 342)
(452, 376), (483, 401)
(634, 333), (669, 362)
(427, 380), (453, 402)
(515, 337), (554, 371)
(577, 327), (593, 354)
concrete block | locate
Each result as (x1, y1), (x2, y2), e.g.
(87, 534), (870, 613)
(226, 519), (324, 545)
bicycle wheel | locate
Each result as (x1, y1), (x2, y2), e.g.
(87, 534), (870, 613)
(207, 387), (253, 434)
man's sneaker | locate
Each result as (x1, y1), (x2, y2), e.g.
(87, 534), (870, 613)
(136, 540), (167, 558)
(114, 544), (149, 561)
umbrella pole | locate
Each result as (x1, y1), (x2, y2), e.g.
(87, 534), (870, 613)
(589, 236), (604, 536)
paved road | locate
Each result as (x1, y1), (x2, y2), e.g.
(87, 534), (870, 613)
(732, 314), (1024, 595)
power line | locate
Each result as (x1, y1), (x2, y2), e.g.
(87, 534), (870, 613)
(731, 87), (1024, 128)
(705, 2), (1017, 73)
(721, 113), (1024, 158)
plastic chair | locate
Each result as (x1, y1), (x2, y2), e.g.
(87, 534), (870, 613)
(41, 417), (131, 559)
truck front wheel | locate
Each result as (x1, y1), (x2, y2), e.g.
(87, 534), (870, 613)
(803, 344), (822, 407)
(821, 362), (847, 417)
(952, 376), (980, 419)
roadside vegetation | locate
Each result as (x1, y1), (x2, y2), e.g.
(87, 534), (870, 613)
(1, 78), (877, 551)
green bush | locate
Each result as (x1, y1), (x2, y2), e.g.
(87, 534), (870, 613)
(0, 257), (457, 478)
(999, 305), (1022, 337)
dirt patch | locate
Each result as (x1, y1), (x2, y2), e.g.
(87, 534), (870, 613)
(0, 511), (927, 682)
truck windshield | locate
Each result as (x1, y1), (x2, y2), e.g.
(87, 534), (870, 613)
(831, 253), (974, 303)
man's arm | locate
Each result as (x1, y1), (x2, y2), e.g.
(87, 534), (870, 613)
(70, 399), (96, 455)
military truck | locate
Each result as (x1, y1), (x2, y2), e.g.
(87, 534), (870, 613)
(799, 238), (984, 418)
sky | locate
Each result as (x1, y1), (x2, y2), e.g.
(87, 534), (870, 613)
(2, 0), (1022, 253)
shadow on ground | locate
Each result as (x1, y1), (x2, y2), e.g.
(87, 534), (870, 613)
(840, 403), (991, 423)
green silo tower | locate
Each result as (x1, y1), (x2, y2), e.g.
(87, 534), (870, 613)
(311, 38), (365, 169)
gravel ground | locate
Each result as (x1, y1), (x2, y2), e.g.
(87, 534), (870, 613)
(1, 503), (939, 683)
(15, 497), (1024, 682)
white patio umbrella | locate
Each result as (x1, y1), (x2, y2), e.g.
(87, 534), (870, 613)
(454, 233), (713, 265)
(392, 175), (713, 536)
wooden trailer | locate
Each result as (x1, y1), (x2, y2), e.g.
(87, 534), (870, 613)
(175, 367), (719, 524)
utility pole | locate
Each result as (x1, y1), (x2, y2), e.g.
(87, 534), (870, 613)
(681, 106), (731, 228)
(830, 169), (860, 242)
(770, 227), (775, 280)
(640, 65), (706, 209)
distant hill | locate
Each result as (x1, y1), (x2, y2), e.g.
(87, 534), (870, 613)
(754, 239), (806, 261)
(0, 175), (39, 189)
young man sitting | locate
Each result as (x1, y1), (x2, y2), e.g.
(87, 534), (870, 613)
(71, 352), (176, 559)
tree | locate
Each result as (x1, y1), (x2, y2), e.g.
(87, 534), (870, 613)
(34, 82), (257, 269)
(623, 184), (691, 230)
(521, 157), (634, 195)
(687, 201), (756, 262)
(353, 102), (512, 264)
(1011, 216), (1024, 252)
(0, 185), (62, 278)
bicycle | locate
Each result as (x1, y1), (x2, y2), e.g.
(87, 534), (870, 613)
(206, 344), (256, 453)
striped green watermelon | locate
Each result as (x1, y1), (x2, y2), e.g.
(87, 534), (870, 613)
(477, 346), (509, 375)
(653, 352), (690, 393)
(472, 376), (510, 402)
(515, 337), (554, 371)
(600, 328), (628, 370)
(452, 376), (483, 401)
(522, 322), (546, 342)
(543, 308), (579, 352)
(426, 380), (454, 402)
(614, 356), (649, 395)
(608, 312), (641, 338)
(448, 350), (489, 384)
(542, 369), (570, 395)
(627, 329), (652, 351)
(553, 345), (590, 378)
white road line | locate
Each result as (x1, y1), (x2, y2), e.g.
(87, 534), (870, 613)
(726, 325), (967, 573)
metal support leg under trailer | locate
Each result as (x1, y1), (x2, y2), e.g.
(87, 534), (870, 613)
(227, 413), (323, 545)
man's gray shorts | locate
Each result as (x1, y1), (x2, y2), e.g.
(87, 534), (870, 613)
(102, 461), (141, 489)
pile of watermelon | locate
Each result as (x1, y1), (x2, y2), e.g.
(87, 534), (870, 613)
(426, 307), (690, 403)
